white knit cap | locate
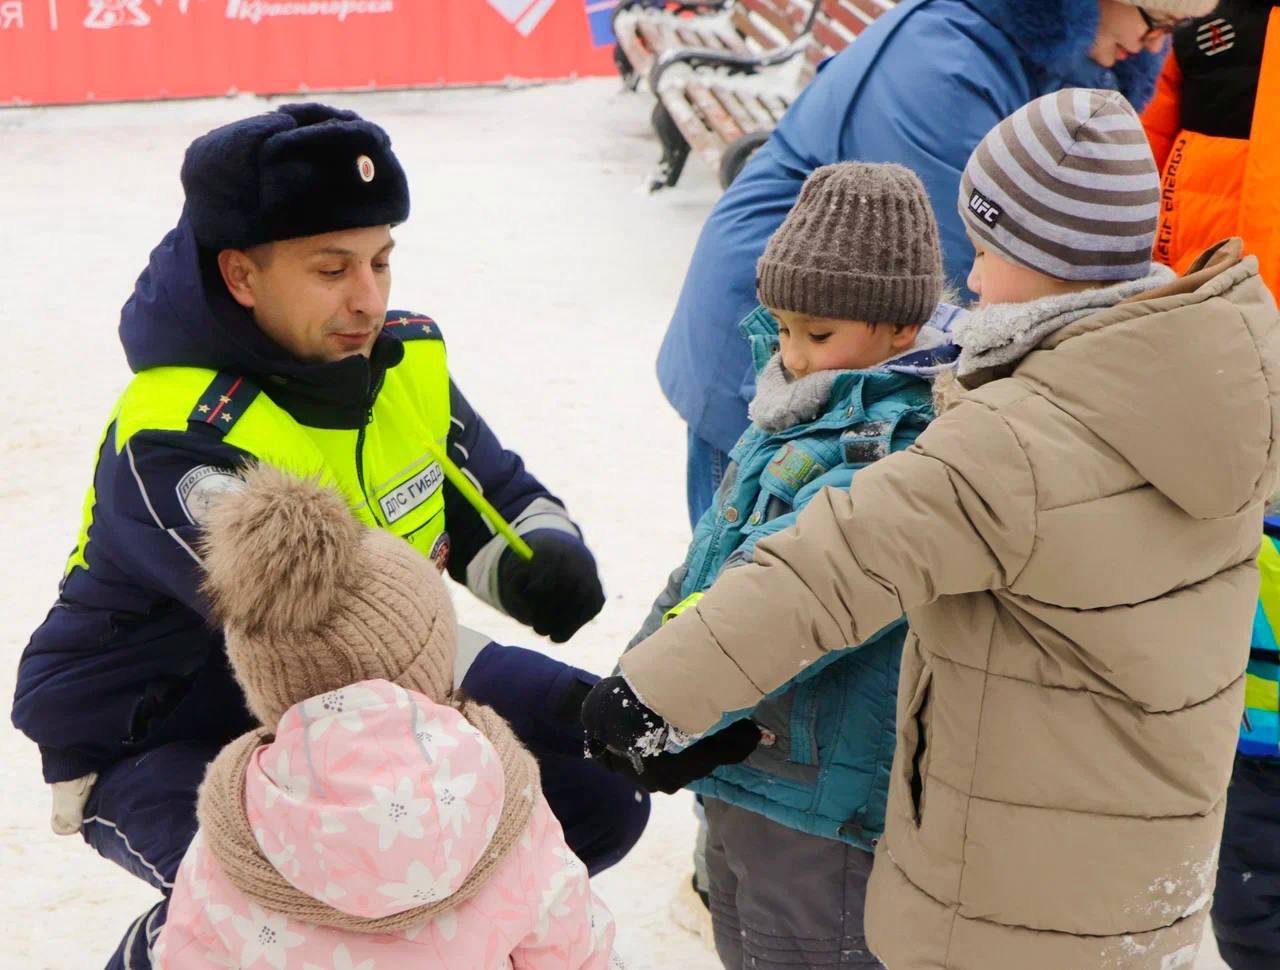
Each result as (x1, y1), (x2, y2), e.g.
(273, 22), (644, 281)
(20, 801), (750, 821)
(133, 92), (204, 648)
(1112, 0), (1218, 18)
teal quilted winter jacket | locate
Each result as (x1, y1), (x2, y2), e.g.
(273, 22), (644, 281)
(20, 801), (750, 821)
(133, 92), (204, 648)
(630, 306), (956, 848)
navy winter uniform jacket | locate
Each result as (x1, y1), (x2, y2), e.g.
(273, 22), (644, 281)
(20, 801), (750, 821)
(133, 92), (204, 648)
(12, 218), (572, 783)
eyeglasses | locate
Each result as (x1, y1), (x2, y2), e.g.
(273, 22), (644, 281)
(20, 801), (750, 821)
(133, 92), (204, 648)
(1137, 7), (1194, 39)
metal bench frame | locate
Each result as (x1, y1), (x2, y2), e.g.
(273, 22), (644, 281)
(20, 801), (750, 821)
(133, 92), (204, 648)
(644, 0), (895, 190)
(612, 0), (819, 92)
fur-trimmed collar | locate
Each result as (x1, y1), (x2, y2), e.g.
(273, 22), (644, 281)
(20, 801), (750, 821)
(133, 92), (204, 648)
(749, 326), (952, 432)
(952, 264), (1177, 384)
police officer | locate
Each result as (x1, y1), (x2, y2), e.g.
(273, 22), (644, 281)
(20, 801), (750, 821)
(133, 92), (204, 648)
(11, 103), (648, 968)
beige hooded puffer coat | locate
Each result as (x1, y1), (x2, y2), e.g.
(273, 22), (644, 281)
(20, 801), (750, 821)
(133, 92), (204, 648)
(621, 240), (1280, 969)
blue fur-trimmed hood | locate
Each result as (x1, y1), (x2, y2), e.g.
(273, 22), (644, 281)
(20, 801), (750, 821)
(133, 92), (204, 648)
(968, 0), (1166, 108)
(118, 216), (408, 427)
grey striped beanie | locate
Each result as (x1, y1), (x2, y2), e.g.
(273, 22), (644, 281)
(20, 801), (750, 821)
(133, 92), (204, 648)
(958, 89), (1160, 282)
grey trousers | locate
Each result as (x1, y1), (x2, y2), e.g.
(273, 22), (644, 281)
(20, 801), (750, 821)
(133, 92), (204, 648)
(704, 798), (884, 969)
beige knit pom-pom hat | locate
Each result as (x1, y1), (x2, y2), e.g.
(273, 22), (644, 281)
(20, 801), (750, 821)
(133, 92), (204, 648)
(199, 464), (456, 728)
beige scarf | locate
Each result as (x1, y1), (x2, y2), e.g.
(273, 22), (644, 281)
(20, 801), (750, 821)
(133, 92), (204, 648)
(197, 699), (540, 934)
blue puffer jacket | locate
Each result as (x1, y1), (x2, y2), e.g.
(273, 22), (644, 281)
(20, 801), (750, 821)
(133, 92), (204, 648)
(657, 0), (1168, 456)
(635, 308), (955, 848)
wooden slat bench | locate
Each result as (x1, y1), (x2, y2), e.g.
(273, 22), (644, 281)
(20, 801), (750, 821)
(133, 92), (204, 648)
(611, 0), (817, 92)
(647, 0), (896, 190)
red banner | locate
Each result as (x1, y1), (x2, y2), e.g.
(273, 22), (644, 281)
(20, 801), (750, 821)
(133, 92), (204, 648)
(0, 0), (618, 107)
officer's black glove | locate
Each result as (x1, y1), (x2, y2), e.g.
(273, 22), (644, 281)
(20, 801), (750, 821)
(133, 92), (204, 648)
(497, 529), (605, 643)
(587, 719), (762, 794)
(579, 674), (673, 758)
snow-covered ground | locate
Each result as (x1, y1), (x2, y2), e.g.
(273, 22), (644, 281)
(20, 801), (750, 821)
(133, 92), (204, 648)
(0, 78), (1228, 969)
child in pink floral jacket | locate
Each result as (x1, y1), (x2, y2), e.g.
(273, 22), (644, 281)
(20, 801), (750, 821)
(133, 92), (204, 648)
(152, 465), (620, 970)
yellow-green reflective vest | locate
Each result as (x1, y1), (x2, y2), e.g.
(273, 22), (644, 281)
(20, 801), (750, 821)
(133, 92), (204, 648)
(71, 327), (453, 575)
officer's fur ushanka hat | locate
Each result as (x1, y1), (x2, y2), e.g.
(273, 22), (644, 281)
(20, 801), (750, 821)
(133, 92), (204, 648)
(180, 102), (410, 251)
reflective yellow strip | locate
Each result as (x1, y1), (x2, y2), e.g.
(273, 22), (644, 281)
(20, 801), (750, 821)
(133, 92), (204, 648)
(1247, 671), (1280, 713)
(663, 592), (704, 624)
(421, 437), (533, 561)
(1258, 538), (1280, 635)
(401, 339), (532, 561)
(65, 405), (120, 576)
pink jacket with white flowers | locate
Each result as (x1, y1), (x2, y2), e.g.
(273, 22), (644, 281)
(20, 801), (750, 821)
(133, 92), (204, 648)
(155, 679), (620, 970)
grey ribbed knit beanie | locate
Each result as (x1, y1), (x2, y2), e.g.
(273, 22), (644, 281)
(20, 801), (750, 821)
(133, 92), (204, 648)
(756, 162), (944, 327)
(199, 464), (456, 728)
(959, 88), (1160, 282)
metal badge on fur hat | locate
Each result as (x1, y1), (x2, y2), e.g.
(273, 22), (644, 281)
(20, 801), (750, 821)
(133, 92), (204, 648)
(958, 88), (1160, 281)
(180, 103), (411, 251)
(199, 464), (455, 728)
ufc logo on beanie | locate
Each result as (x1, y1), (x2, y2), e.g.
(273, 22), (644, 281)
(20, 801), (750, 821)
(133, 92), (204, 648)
(967, 189), (1004, 228)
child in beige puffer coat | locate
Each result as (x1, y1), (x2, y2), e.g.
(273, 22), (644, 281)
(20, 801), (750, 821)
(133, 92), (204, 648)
(584, 88), (1280, 970)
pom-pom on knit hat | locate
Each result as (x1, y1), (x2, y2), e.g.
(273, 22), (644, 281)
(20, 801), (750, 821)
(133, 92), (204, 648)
(196, 464), (543, 935)
(199, 463), (455, 728)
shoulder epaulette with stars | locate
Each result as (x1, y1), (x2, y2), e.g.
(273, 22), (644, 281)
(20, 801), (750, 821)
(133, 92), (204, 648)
(188, 372), (262, 435)
(383, 312), (443, 342)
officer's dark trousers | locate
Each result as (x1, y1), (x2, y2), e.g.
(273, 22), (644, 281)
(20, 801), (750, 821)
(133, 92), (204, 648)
(1212, 754), (1280, 970)
(89, 643), (650, 969)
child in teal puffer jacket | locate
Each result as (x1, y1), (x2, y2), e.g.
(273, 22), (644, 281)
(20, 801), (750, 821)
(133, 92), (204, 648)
(616, 162), (955, 969)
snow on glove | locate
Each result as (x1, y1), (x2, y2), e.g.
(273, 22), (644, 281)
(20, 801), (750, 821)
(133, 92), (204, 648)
(579, 674), (673, 761)
(588, 719), (762, 794)
(498, 529), (605, 643)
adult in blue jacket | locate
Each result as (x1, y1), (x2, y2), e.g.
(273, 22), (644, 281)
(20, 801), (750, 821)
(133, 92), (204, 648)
(11, 104), (648, 969)
(660, 0), (1178, 525)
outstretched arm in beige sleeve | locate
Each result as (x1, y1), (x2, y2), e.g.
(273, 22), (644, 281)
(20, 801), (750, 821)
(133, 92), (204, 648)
(620, 401), (1037, 735)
